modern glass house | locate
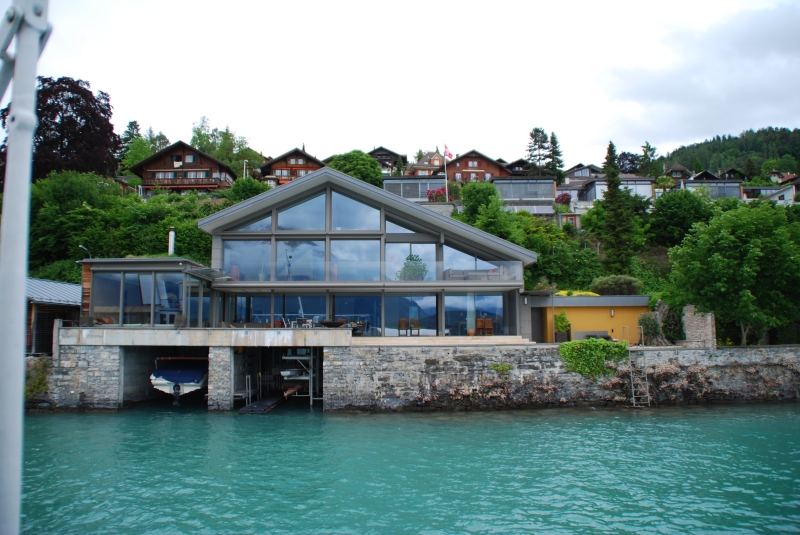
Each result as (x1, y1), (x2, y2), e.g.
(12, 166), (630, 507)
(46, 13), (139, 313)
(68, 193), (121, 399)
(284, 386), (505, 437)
(81, 168), (538, 338)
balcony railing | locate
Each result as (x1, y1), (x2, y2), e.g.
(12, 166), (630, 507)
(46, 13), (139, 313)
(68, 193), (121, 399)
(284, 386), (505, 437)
(143, 177), (222, 188)
(222, 260), (524, 283)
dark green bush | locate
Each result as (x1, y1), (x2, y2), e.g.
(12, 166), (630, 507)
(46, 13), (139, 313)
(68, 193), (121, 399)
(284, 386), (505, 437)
(590, 275), (644, 295)
(638, 312), (662, 343)
(558, 338), (628, 381)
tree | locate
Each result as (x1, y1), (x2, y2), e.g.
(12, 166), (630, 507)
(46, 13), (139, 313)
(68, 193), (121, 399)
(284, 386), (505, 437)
(119, 120), (141, 160)
(600, 141), (636, 274)
(636, 141), (659, 178)
(669, 203), (800, 344)
(654, 175), (675, 193)
(617, 151), (640, 174)
(0, 76), (121, 185)
(693, 158), (704, 174)
(544, 132), (565, 184)
(327, 150), (383, 187)
(526, 127), (550, 176)
(394, 155), (405, 176)
(415, 149), (424, 163)
(224, 177), (271, 204)
(145, 127), (170, 154)
(120, 137), (153, 174)
(744, 158), (758, 179)
(456, 181), (501, 224)
(189, 116), (264, 179)
(649, 189), (712, 247)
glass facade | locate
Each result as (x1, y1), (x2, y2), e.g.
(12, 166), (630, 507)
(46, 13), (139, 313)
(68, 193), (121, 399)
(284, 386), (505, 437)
(155, 273), (184, 325)
(276, 240), (325, 281)
(444, 293), (505, 336)
(331, 240), (380, 281)
(385, 243), (436, 281)
(385, 219), (415, 233)
(331, 192), (380, 230)
(333, 295), (381, 336)
(275, 294), (326, 325)
(384, 294), (438, 336)
(187, 278), (210, 328)
(277, 193), (325, 230)
(122, 273), (153, 325)
(223, 240), (271, 281)
(92, 272), (121, 324)
(238, 214), (272, 231)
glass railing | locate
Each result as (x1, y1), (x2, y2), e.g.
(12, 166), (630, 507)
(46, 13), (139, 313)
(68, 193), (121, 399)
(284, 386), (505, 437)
(222, 261), (524, 283)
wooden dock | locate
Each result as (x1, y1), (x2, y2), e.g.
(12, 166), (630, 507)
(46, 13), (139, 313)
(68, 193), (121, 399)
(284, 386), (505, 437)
(238, 394), (285, 414)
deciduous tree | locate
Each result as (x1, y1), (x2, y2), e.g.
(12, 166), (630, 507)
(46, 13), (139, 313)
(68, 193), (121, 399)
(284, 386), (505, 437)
(328, 150), (383, 187)
(669, 202), (800, 344)
(0, 76), (121, 185)
(617, 151), (640, 174)
(649, 189), (712, 247)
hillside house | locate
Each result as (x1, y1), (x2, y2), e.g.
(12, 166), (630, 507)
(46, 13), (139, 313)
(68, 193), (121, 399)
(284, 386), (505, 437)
(260, 148), (325, 186)
(433, 150), (510, 182)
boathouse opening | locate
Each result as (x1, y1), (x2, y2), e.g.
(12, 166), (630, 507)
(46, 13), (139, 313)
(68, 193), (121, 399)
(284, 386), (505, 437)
(233, 346), (323, 410)
(122, 346), (209, 406)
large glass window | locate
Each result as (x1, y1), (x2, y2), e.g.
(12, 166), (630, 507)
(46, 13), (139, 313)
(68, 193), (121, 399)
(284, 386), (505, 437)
(232, 295), (272, 324)
(331, 240), (380, 281)
(238, 214), (272, 231)
(277, 193), (325, 230)
(333, 295), (382, 336)
(442, 245), (497, 279)
(187, 278), (210, 328)
(331, 192), (380, 230)
(385, 294), (438, 336)
(385, 243), (436, 281)
(385, 219), (415, 233)
(91, 272), (121, 324)
(223, 240), (271, 281)
(275, 294), (326, 326)
(155, 273), (184, 325)
(122, 273), (153, 325)
(444, 293), (505, 336)
(276, 240), (325, 281)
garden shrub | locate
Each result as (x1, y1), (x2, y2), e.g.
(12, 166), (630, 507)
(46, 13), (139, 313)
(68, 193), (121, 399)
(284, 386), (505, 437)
(558, 338), (628, 381)
(590, 275), (643, 295)
(638, 312), (662, 343)
(554, 311), (571, 333)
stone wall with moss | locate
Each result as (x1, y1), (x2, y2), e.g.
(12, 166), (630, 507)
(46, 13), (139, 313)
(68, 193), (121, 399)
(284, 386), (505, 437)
(322, 345), (800, 411)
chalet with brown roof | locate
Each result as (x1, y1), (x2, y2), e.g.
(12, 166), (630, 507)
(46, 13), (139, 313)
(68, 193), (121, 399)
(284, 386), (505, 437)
(564, 163), (602, 180)
(260, 148), (325, 186)
(721, 168), (746, 181)
(505, 158), (529, 176)
(433, 150), (509, 182)
(368, 147), (407, 175)
(666, 162), (692, 180)
(129, 141), (236, 196)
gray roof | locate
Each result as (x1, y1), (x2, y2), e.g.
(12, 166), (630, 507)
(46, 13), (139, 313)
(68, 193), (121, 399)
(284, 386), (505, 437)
(197, 167), (539, 265)
(27, 277), (81, 306)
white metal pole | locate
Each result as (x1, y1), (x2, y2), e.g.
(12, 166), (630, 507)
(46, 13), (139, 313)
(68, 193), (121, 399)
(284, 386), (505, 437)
(444, 147), (448, 201)
(0, 2), (49, 533)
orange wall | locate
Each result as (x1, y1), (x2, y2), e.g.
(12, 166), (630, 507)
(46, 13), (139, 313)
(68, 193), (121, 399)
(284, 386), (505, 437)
(542, 305), (650, 343)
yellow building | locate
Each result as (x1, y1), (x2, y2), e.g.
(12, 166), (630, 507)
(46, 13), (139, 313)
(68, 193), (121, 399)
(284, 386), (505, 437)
(519, 293), (650, 343)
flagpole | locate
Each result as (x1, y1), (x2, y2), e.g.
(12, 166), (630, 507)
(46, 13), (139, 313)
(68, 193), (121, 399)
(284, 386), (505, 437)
(444, 144), (449, 202)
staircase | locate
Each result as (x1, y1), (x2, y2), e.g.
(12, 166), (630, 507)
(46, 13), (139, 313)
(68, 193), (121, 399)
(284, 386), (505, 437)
(629, 354), (651, 407)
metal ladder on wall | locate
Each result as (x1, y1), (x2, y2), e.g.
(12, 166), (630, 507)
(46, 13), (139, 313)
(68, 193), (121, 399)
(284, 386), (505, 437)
(628, 326), (651, 407)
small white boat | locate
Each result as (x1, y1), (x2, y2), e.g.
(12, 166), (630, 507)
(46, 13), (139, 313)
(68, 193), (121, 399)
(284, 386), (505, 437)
(150, 368), (208, 399)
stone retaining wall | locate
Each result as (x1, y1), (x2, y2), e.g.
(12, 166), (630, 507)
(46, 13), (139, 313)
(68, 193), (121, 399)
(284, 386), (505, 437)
(208, 346), (233, 411)
(323, 345), (800, 411)
(50, 345), (122, 409)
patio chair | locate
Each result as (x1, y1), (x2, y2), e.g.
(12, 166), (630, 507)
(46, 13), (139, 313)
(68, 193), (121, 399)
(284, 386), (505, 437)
(398, 318), (409, 336)
(409, 318), (420, 336)
(483, 318), (494, 336)
(476, 318), (485, 336)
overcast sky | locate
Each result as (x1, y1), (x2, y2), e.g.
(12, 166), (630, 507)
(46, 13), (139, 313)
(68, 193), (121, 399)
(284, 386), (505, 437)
(22, 0), (800, 166)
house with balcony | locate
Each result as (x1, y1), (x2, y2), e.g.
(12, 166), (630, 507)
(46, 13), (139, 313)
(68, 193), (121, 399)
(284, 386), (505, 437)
(368, 146), (407, 175)
(260, 148), (325, 186)
(405, 150), (446, 176)
(665, 162), (692, 181)
(129, 141), (237, 196)
(679, 170), (742, 200)
(433, 150), (509, 182)
(578, 177), (655, 202)
(383, 176), (447, 202)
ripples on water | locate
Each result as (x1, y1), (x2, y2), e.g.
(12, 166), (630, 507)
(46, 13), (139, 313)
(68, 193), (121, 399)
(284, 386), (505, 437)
(22, 401), (800, 534)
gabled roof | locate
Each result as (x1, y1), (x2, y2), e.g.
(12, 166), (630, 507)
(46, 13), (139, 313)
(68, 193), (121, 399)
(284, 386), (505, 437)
(721, 167), (746, 179)
(666, 162), (690, 173)
(505, 158), (528, 169)
(431, 149), (505, 173)
(368, 146), (407, 161)
(260, 148), (325, 175)
(565, 163), (603, 174)
(128, 140), (237, 179)
(197, 167), (538, 265)
(692, 170), (719, 181)
(27, 277), (81, 306)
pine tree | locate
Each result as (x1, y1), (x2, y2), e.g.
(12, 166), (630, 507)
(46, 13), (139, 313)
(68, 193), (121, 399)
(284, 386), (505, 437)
(693, 158), (704, 174)
(394, 155), (405, 176)
(600, 141), (635, 275)
(744, 158), (757, 179)
(544, 132), (565, 184)
(636, 141), (658, 177)
(526, 127), (550, 176)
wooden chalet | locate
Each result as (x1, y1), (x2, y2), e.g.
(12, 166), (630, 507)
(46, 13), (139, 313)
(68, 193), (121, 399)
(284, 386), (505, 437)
(129, 141), (237, 195)
(368, 146), (407, 175)
(505, 158), (529, 176)
(260, 148), (325, 186)
(433, 150), (509, 182)
(666, 162), (692, 180)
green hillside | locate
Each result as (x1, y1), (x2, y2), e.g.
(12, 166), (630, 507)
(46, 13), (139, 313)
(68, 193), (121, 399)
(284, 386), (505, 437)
(662, 127), (800, 176)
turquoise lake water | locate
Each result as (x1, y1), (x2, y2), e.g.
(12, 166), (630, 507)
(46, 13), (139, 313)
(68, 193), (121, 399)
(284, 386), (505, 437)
(22, 401), (800, 534)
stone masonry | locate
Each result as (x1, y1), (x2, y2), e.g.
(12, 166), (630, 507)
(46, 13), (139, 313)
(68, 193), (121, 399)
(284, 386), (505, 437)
(323, 344), (800, 411)
(682, 305), (717, 349)
(50, 345), (122, 409)
(208, 346), (233, 411)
